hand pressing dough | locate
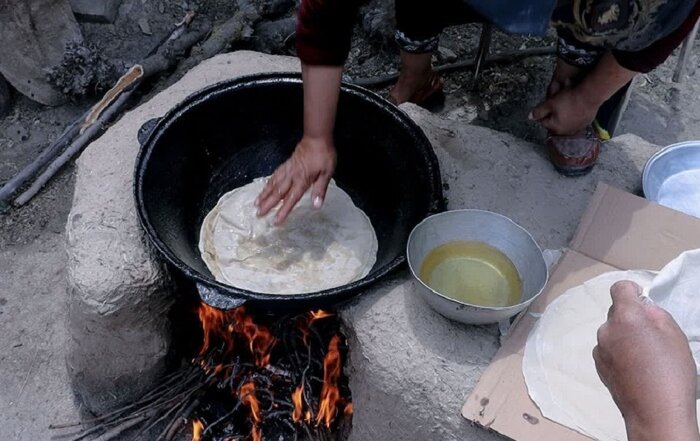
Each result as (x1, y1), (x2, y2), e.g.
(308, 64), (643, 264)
(523, 270), (700, 441)
(199, 177), (377, 294)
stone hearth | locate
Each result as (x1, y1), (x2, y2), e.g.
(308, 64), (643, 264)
(65, 51), (659, 440)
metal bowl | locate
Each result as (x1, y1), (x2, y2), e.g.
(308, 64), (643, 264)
(406, 210), (548, 325)
(643, 141), (700, 218)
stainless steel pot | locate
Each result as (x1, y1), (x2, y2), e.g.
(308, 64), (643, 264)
(406, 210), (548, 325)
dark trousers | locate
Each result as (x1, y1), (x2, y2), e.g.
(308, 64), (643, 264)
(394, 0), (629, 136)
(395, 0), (483, 53)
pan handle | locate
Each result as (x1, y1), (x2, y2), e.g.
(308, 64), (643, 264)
(137, 117), (162, 146)
(196, 283), (247, 310)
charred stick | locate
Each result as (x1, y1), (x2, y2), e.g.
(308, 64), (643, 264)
(91, 414), (152, 441)
(0, 108), (89, 208)
(13, 88), (134, 206)
(10, 12), (208, 206)
(160, 399), (198, 441)
(136, 392), (193, 439)
(302, 423), (316, 441)
(161, 383), (214, 441)
(165, 0), (261, 84)
(201, 400), (245, 437)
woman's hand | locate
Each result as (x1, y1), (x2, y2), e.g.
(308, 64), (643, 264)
(256, 137), (337, 224)
(531, 52), (636, 136)
(532, 59), (594, 135)
(256, 64), (342, 224)
(530, 86), (598, 135)
(594, 281), (700, 441)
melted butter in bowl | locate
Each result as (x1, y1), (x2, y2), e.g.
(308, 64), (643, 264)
(418, 240), (523, 307)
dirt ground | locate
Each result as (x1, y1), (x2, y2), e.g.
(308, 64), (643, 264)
(1, 0), (699, 439)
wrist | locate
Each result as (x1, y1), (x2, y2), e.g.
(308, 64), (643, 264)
(300, 134), (334, 151)
(625, 412), (700, 441)
(572, 80), (607, 109)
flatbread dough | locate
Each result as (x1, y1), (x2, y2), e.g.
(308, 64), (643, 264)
(199, 177), (377, 294)
(523, 270), (700, 441)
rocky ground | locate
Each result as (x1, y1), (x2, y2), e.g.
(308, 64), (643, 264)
(1, 0), (699, 439)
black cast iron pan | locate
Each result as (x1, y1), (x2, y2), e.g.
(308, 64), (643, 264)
(134, 73), (443, 312)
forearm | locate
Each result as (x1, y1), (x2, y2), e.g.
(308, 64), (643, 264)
(575, 51), (636, 108)
(302, 63), (343, 142)
(625, 412), (700, 441)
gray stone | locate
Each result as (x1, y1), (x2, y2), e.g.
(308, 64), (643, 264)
(340, 105), (660, 441)
(137, 17), (152, 36)
(65, 51), (300, 413)
(70, 0), (122, 23)
(437, 46), (458, 63)
(0, 0), (81, 106)
(251, 17), (296, 54)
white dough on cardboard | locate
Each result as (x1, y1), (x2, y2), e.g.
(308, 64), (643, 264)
(523, 256), (700, 441)
(199, 177), (378, 294)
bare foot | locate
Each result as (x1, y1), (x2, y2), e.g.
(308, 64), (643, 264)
(389, 71), (432, 104)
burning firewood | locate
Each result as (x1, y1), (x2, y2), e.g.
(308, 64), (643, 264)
(50, 304), (353, 441)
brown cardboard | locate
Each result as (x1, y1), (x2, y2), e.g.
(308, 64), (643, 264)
(462, 183), (700, 440)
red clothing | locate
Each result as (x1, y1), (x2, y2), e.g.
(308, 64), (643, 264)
(296, 0), (364, 65)
(296, 0), (700, 72)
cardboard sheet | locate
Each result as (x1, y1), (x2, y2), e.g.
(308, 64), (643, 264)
(462, 183), (700, 440)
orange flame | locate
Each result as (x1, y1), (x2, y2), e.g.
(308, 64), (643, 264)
(292, 385), (304, 423)
(240, 381), (261, 423)
(299, 309), (334, 347)
(316, 335), (342, 428)
(197, 303), (234, 357)
(192, 419), (204, 441)
(240, 381), (263, 441)
(197, 304), (277, 369)
(309, 309), (334, 325)
(344, 402), (353, 416)
(232, 308), (276, 367)
(251, 425), (262, 441)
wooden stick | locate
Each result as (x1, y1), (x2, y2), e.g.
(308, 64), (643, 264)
(81, 65), (144, 132)
(13, 89), (134, 206)
(163, 0), (261, 86)
(0, 109), (87, 208)
(91, 414), (151, 441)
(5, 13), (208, 207)
(352, 46), (556, 88)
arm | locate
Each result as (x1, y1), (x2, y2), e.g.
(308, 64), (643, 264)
(594, 281), (700, 441)
(302, 64), (342, 146)
(256, 64), (341, 224)
(256, 0), (364, 224)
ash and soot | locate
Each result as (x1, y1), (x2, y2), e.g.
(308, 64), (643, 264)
(51, 305), (352, 441)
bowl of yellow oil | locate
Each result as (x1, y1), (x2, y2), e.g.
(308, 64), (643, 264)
(407, 210), (548, 325)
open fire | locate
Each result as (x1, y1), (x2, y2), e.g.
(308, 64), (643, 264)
(186, 303), (352, 440)
(50, 302), (352, 440)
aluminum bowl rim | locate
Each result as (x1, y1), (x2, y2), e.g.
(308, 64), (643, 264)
(642, 140), (700, 201)
(406, 209), (549, 312)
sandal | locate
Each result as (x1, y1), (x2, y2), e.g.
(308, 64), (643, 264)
(547, 126), (601, 177)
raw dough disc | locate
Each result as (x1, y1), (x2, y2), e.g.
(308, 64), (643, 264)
(523, 270), (700, 441)
(199, 177), (378, 294)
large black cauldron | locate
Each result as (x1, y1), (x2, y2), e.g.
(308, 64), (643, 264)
(135, 73), (443, 311)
